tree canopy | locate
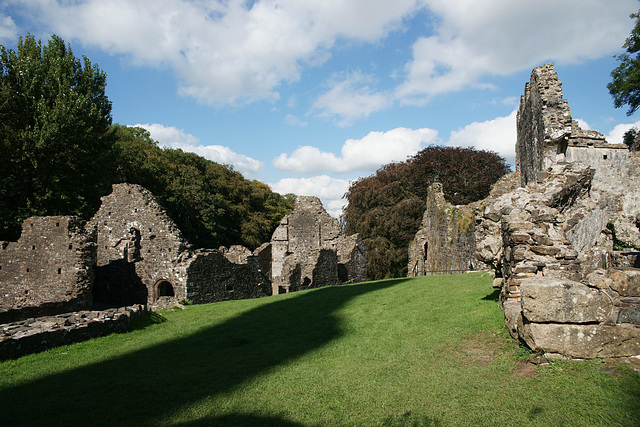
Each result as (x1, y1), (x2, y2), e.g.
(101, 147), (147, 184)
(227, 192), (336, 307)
(0, 34), (294, 249)
(608, 11), (640, 116)
(0, 34), (114, 238)
(343, 145), (509, 279)
(111, 125), (294, 250)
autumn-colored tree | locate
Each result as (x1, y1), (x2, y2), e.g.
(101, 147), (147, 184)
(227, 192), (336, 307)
(343, 146), (509, 279)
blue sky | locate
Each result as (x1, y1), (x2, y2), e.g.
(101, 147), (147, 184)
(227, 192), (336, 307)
(1, 0), (639, 216)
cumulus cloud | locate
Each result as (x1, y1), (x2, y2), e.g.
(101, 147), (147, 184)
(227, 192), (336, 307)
(0, 14), (18, 41)
(445, 110), (517, 168)
(396, 0), (638, 103)
(313, 71), (391, 126)
(270, 175), (351, 217)
(606, 120), (640, 145)
(273, 127), (439, 174)
(6, 0), (422, 105)
(134, 123), (264, 177)
(284, 114), (308, 127)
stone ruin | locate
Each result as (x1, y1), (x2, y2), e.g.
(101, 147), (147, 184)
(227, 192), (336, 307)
(0, 216), (96, 323)
(0, 183), (366, 357)
(411, 63), (640, 359)
(89, 183), (270, 307)
(264, 196), (366, 294)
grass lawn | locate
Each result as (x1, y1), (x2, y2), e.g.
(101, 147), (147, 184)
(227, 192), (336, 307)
(1, 272), (639, 426)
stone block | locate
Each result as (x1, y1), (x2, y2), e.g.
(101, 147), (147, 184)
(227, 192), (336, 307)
(521, 277), (612, 323)
(521, 323), (640, 359)
(607, 269), (640, 297)
(617, 307), (640, 325)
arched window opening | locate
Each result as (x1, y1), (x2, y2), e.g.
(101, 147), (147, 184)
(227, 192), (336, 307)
(156, 280), (175, 300)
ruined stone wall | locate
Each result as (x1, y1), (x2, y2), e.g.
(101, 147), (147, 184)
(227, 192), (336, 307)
(408, 183), (476, 276)
(183, 249), (270, 304)
(0, 216), (95, 322)
(270, 196), (366, 293)
(89, 184), (189, 306)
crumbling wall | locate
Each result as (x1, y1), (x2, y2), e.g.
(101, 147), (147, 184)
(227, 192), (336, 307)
(0, 216), (95, 323)
(182, 249), (270, 304)
(89, 183), (189, 306)
(486, 63), (640, 359)
(408, 183), (476, 276)
(270, 196), (366, 293)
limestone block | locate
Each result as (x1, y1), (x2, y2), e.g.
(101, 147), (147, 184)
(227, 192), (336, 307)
(522, 323), (640, 359)
(607, 269), (640, 297)
(521, 277), (612, 323)
(618, 307), (640, 325)
(502, 298), (522, 339)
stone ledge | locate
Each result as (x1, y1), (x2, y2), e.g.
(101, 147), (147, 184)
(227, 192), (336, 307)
(0, 305), (146, 360)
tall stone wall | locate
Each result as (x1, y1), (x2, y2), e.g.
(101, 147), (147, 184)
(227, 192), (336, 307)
(270, 196), (366, 294)
(0, 216), (95, 322)
(89, 183), (190, 306)
(408, 183), (476, 276)
(516, 63), (607, 185)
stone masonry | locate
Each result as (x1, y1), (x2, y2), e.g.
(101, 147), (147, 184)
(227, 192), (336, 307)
(408, 183), (476, 276)
(268, 196), (366, 294)
(89, 183), (270, 306)
(412, 63), (640, 359)
(0, 216), (95, 323)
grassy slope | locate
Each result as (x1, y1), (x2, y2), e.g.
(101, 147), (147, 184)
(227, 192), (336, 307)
(1, 273), (638, 426)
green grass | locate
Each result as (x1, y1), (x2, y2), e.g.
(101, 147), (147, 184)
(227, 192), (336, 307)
(1, 273), (639, 426)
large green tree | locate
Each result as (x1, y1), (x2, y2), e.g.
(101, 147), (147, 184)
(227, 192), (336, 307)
(111, 125), (294, 250)
(0, 34), (114, 239)
(609, 11), (640, 116)
(343, 146), (509, 279)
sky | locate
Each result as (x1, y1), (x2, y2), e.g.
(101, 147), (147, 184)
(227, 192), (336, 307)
(2, 0), (640, 217)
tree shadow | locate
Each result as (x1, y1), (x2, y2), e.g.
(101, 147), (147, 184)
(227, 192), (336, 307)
(0, 279), (405, 426)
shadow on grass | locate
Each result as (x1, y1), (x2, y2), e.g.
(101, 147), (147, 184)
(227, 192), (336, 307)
(0, 279), (404, 426)
(481, 289), (500, 302)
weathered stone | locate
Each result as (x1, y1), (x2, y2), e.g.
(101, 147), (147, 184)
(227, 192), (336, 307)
(521, 277), (612, 323)
(270, 196), (365, 293)
(408, 183), (476, 276)
(0, 216), (95, 323)
(521, 323), (640, 359)
(530, 245), (560, 256)
(607, 269), (640, 297)
(617, 307), (640, 325)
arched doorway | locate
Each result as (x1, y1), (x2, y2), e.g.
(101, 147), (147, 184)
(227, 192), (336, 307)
(155, 280), (175, 301)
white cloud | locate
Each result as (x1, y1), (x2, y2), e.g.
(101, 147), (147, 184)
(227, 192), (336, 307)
(284, 114), (308, 127)
(7, 0), (423, 105)
(313, 71), (391, 126)
(273, 127), (439, 174)
(0, 14), (18, 42)
(445, 110), (517, 167)
(396, 0), (638, 103)
(606, 120), (640, 145)
(270, 175), (351, 217)
(134, 123), (264, 177)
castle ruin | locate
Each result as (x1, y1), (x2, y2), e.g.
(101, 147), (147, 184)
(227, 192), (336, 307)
(412, 63), (640, 359)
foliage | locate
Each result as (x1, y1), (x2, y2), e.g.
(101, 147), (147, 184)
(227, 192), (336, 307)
(0, 34), (114, 239)
(608, 11), (640, 116)
(0, 34), (293, 248)
(2, 274), (638, 426)
(111, 125), (294, 249)
(343, 145), (509, 279)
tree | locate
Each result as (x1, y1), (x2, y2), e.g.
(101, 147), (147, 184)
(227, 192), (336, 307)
(608, 12), (640, 116)
(343, 146), (509, 279)
(0, 34), (114, 239)
(111, 125), (294, 250)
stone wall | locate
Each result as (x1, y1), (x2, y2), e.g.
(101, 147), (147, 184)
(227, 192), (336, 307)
(270, 196), (366, 293)
(183, 249), (270, 303)
(0, 216), (95, 323)
(0, 305), (145, 360)
(408, 183), (476, 276)
(89, 183), (190, 306)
